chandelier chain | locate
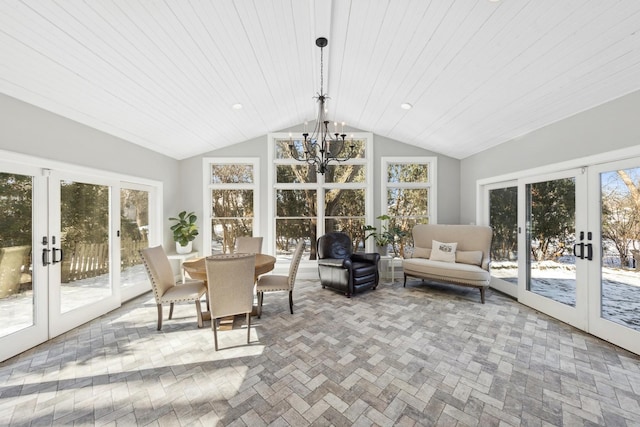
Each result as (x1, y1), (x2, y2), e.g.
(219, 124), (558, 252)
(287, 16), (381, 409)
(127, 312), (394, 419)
(320, 41), (324, 96)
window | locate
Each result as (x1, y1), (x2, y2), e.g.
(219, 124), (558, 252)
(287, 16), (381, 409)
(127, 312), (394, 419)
(381, 157), (436, 256)
(203, 158), (259, 255)
(269, 133), (373, 259)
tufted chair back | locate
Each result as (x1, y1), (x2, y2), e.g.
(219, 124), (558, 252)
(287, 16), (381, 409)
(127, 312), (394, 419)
(316, 232), (352, 260)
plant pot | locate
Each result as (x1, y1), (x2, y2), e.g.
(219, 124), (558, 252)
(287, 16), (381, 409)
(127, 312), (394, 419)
(176, 241), (193, 254)
(376, 245), (388, 256)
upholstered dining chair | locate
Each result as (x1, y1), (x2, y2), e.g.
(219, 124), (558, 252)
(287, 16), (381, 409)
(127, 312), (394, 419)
(140, 245), (207, 331)
(256, 240), (304, 318)
(235, 236), (263, 254)
(205, 253), (256, 351)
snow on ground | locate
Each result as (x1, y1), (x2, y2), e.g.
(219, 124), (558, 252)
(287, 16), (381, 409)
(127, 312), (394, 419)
(491, 260), (640, 332)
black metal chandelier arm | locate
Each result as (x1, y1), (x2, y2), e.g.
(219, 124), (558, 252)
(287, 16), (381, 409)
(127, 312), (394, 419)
(326, 141), (357, 163)
(288, 141), (321, 165)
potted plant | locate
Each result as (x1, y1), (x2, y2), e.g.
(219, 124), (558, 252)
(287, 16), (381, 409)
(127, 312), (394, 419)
(169, 211), (198, 254)
(363, 214), (408, 257)
(363, 217), (392, 255)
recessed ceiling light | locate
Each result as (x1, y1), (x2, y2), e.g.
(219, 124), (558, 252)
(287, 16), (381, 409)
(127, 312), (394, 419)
(232, 103), (243, 110)
(400, 103), (413, 110)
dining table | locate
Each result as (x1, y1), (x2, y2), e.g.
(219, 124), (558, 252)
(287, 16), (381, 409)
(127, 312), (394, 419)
(182, 253), (276, 328)
(182, 253), (276, 282)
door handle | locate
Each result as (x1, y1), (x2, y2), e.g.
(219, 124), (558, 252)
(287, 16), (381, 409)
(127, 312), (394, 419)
(52, 247), (64, 264)
(573, 242), (584, 259)
(585, 243), (593, 261)
(42, 248), (51, 266)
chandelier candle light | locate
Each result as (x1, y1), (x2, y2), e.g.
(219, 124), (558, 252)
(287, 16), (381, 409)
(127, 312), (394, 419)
(289, 37), (356, 174)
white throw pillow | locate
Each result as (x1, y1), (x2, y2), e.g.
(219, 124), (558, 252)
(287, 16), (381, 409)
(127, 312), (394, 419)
(429, 240), (457, 263)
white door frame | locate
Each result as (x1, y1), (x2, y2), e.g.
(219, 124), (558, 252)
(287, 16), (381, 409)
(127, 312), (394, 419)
(0, 150), (163, 361)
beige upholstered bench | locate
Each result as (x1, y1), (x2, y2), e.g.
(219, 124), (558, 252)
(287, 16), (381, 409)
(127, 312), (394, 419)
(402, 224), (492, 303)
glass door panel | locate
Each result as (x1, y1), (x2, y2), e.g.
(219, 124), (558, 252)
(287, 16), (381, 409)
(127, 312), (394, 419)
(0, 172), (34, 336)
(487, 184), (518, 297)
(120, 187), (151, 301)
(519, 169), (587, 330)
(0, 164), (48, 362)
(526, 177), (577, 305)
(599, 168), (640, 329)
(59, 180), (112, 312)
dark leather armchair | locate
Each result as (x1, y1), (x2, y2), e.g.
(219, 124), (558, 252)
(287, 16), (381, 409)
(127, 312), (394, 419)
(316, 232), (380, 297)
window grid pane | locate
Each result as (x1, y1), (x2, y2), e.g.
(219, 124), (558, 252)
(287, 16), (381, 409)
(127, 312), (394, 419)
(211, 219), (254, 254)
(387, 163), (429, 183)
(276, 164), (318, 183)
(210, 164), (254, 184)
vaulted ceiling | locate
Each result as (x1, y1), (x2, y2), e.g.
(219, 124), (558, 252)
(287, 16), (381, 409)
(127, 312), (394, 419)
(1, 1), (640, 160)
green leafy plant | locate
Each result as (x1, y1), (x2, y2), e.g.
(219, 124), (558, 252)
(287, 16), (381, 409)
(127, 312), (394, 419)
(363, 214), (408, 255)
(169, 211), (199, 246)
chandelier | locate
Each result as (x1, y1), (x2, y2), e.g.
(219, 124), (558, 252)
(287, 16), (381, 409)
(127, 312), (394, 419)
(289, 37), (355, 174)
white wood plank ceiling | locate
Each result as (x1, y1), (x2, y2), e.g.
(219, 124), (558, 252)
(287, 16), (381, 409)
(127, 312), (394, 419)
(1, 0), (640, 160)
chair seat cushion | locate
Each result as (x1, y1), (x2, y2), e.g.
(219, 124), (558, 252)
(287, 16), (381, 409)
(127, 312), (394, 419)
(352, 262), (377, 276)
(159, 280), (206, 303)
(318, 258), (345, 268)
(402, 258), (490, 285)
(256, 274), (289, 292)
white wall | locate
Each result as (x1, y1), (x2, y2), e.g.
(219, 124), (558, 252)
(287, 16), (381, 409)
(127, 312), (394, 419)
(0, 93), (181, 248)
(460, 90), (640, 225)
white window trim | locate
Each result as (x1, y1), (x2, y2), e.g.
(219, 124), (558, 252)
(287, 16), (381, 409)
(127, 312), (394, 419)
(379, 156), (437, 252)
(268, 132), (373, 247)
(202, 157), (260, 256)
(268, 132), (373, 275)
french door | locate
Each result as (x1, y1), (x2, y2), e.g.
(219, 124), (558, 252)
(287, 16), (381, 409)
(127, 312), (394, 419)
(0, 159), (158, 361)
(518, 168), (588, 330)
(512, 162), (640, 354)
(587, 159), (640, 354)
(0, 163), (48, 360)
(47, 171), (120, 337)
